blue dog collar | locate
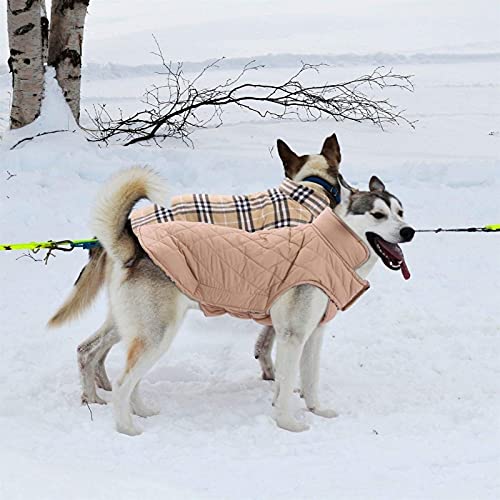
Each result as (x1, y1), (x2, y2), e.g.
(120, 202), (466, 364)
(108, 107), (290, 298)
(302, 176), (341, 205)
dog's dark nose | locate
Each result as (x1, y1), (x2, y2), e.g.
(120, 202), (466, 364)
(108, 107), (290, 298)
(400, 226), (415, 242)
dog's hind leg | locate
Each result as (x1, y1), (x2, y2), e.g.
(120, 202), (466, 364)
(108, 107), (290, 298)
(254, 326), (276, 381)
(112, 335), (167, 436)
(94, 329), (120, 391)
(77, 316), (117, 405)
(300, 326), (338, 418)
(270, 285), (328, 432)
(111, 278), (190, 435)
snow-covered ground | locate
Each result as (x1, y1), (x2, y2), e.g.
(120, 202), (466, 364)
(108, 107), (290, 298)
(1, 2), (500, 498)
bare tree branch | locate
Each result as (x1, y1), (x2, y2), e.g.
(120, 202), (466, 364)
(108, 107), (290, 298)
(85, 39), (415, 147)
(10, 129), (75, 150)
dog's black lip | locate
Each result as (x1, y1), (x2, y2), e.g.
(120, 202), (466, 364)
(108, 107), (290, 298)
(366, 232), (402, 271)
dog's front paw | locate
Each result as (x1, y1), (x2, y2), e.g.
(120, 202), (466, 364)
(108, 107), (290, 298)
(275, 416), (310, 433)
(116, 423), (142, 436)
(308, 406), (338, 419)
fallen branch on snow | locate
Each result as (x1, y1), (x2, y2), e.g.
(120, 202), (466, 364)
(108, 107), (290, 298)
(10, 129), (76, 150)
(85, 39), (415, 147)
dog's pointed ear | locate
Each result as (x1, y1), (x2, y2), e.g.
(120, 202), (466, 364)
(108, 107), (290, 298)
(320, 133), (341, 166)
(338, 174), (355, 205)
(277, 139), (301, 178)
(369, 176), (386, 192)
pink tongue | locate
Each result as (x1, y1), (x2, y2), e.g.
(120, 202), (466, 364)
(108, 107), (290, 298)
(401, 261), (411, 280)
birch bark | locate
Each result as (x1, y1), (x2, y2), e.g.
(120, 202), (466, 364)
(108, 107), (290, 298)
(7, 0), (45, 128)
(48, 0), (89, 122)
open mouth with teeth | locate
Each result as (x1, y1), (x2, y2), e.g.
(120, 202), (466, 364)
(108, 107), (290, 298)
(366, 232), (411, 280)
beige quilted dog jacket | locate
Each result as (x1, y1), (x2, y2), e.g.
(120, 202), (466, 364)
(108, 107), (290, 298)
(133, 209), (370, 325)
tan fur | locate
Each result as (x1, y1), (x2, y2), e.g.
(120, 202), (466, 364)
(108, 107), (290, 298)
(126, 337), (145, 373)
(47, 247), (108, 328)
(295, 155), (337, 184)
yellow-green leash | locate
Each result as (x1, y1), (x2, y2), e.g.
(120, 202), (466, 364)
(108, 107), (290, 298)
(0, 238), (100, 264)
(0, 238), (100, 252)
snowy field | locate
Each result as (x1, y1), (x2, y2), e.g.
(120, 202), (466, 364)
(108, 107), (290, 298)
(1, 2), (500, 499)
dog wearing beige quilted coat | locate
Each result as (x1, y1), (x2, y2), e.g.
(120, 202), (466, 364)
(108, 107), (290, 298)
(79, 166), (414, 435)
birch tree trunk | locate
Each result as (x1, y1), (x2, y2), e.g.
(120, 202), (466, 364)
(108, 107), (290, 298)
(7, 0), (45, 129)
(48, 0), (89, 122)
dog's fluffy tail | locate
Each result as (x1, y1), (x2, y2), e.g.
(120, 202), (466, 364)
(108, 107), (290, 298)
(91, 166), (167, 266)
(48, 246), (108, 328)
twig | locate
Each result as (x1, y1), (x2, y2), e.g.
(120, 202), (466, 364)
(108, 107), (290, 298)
(41, 248), (58, 265)
(29, 246), (58, 265)
(16, 252), (43, 263)
(6, 170), (17, 180)
(10, 129), (75, 150)
(84, 401), (94, 421)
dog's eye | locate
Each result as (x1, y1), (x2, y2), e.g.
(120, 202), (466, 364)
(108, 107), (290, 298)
(398, 210), (404, 217)
(371, 212), (385, 219)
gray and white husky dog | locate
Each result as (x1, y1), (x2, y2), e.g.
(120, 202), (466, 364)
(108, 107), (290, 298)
(76, 167), (414, 435)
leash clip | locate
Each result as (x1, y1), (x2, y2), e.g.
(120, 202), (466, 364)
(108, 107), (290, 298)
(49, 240), (76, 251)
(32, 239), (75, 265)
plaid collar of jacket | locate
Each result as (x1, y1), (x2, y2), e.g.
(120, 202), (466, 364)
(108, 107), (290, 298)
(130, 178), (330, 231)
(278, 178), (331, 215)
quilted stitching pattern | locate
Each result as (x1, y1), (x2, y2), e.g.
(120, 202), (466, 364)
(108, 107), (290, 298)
(134, 209), (370, 325)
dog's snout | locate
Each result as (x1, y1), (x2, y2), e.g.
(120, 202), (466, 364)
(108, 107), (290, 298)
(400, 226), (415, 242)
